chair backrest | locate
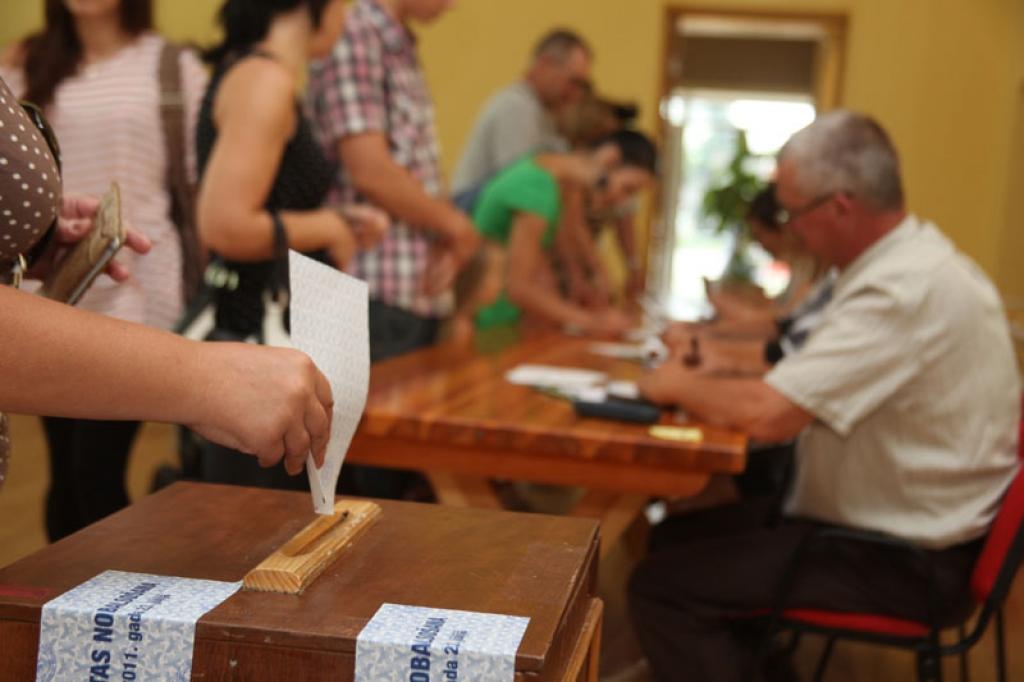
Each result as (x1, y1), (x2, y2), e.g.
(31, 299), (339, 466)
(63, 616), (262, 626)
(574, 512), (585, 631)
(969, 418), (1024, 604)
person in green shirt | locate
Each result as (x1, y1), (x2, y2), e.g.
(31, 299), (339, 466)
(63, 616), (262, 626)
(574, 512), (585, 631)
(469, 129), (657, 335)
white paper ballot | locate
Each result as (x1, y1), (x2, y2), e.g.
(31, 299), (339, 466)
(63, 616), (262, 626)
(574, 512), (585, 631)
(288, 251), (369, 514)
(504, 364), (607, 392)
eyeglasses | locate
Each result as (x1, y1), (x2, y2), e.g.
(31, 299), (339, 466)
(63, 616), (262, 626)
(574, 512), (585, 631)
(19, 101), (61, 173)
(774, 192), (834, 227)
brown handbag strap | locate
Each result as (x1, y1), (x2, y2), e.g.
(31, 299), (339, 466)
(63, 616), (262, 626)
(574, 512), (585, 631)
(158, 43), (203, 304)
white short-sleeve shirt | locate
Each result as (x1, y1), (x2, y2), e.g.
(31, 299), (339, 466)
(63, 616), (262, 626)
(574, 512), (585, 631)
(766, 215), (1020, 549)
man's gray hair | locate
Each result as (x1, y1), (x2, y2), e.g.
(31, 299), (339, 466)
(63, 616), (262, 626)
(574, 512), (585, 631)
(532, 28), (592, 64)
(779, 110), (904, 211)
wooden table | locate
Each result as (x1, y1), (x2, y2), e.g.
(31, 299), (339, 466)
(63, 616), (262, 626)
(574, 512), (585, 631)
(350, 328), (748, 555)
(0, 482), (602, 681)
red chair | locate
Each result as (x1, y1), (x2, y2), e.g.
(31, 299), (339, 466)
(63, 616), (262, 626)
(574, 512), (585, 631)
(757, 422), (1024, 682)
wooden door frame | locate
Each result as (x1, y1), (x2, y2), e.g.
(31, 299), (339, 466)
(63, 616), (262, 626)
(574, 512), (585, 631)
(645, 5), (848, 301)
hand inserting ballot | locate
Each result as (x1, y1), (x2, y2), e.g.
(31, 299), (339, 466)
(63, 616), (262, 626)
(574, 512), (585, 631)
(185, 343), (334, 475)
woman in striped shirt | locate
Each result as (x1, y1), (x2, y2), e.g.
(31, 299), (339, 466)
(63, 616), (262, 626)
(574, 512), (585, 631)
(2, 0), (207, 540)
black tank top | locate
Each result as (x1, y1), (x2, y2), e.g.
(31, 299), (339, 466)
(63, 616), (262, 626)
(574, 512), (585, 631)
(195, 50), (333, 338)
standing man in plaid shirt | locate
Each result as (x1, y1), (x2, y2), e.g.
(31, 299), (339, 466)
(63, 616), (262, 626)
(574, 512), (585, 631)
(308, 0), (478, 364)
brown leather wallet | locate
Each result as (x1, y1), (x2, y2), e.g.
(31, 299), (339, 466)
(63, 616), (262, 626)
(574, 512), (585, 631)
(40, 183), (126, 305)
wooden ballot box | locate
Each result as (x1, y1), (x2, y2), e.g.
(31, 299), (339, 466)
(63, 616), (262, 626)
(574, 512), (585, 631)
(0, 483), (602, 681)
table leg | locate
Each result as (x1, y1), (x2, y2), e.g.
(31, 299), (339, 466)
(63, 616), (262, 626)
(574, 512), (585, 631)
(562, 597), (604, 682)
(569, 492), (649, 561)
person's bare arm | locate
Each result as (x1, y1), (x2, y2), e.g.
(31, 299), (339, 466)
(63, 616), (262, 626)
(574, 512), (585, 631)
(614, 212), (645, 299)
(506, 213), (630, 336)
(0, 286), (332, 474)
(339, 133), (479, 267)
(557, 183), (611, 307)
(695, 336), (772, 376)
(197, 59), (360, 266)
(638, 348), (811, 442)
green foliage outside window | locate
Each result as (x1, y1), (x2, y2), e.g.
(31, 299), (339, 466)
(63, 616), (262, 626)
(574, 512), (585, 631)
(700, 130), (766, 282)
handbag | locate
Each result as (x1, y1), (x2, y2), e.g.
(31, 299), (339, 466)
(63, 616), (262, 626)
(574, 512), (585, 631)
(176, 212), (293, 349)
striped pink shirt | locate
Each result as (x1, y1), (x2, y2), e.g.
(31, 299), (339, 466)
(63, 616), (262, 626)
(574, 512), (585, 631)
(1, 33), (207, 330)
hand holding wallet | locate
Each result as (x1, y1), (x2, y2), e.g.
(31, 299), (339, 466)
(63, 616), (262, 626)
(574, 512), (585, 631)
(40, 183), (126, 305)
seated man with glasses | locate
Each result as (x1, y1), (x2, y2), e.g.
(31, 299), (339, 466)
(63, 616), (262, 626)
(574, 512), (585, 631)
(629, 110), (1020, 682)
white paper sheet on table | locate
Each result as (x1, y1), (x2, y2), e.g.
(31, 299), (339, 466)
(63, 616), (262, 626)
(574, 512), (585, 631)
(504, 364), (607, 392)
(288, 251), (369, 514)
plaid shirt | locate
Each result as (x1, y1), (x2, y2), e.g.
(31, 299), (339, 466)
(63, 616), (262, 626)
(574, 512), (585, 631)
(307, 0), (451, 317)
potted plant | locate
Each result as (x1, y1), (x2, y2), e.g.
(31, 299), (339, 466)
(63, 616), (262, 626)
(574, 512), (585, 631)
(700, 129), (766, 286)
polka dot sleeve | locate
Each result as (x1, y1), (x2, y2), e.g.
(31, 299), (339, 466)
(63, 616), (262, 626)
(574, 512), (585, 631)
(0, 76), (62, 264)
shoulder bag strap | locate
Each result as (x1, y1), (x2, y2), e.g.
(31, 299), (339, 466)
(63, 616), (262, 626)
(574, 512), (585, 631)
(158, 42), (203, 304)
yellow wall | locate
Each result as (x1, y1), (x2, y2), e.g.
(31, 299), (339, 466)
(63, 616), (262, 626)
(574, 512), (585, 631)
(2, 0), (1022, 296)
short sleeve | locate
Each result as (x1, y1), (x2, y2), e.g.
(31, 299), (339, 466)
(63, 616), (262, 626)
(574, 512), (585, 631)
(0, 75), (61, 262)
(765, 286), (923, 436)
(490, 96), (543, 172)
(308, 28), (387, 145)
(502, 170), (559, 225)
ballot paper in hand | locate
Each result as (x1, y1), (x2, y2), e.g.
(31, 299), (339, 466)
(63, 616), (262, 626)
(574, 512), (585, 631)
(288, 251), (369, 514)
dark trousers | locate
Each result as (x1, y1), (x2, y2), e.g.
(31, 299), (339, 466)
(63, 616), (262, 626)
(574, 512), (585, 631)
(340, 300), (440, 499)
(367, 299), (440, 363)
(42, 417), (141, 541)
(628, 497), (981, 682)
(200, 439), (310, 492)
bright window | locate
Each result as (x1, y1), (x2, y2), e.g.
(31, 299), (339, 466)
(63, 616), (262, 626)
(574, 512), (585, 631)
(661, 89), (815, 319)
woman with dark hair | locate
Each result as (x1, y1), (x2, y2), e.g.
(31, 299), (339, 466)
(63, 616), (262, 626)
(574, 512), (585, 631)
(698, 183), (831, 335)
(1, 0), (208, 541)
(662, 183), (836, 375)
(195, 0), (385, 490)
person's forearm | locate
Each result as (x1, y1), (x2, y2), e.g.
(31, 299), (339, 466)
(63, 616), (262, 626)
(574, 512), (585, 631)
(201, 208), (343, 262)
(646, 372), (795, 441)
(707, 315), (779, 339)
(508, 277), (591, 329)
(555, 227), (589, 291)
(1, 286), (211, 425)
(615, 215), (637, 267)
(349, 155), (460, 239)
(707, 339), (771, 375)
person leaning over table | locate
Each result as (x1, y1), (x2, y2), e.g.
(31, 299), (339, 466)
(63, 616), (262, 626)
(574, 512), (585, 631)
(629, 110), (1020, 682)
(470, 129), (657, 337)
(658, 186), (838, 503)
(0, 75), (333, 497)
(662, 184), (837, 378)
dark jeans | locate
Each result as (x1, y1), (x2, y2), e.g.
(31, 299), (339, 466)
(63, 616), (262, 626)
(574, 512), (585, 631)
(341, 299), (440, 499)
(42, 417), (141, 541)
(629, 497), (981, 682)
(367, 299), (440, 363)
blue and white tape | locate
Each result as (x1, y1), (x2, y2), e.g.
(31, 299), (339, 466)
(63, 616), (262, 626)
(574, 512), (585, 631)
(356, 604), (530, 681)
(36, 570), (240, 682)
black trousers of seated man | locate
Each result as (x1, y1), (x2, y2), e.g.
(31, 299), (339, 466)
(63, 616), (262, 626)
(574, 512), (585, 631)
(628, 496), (982, 682)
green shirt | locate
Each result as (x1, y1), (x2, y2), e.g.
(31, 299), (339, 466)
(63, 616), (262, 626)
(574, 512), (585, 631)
(471, 157), (561, 329)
